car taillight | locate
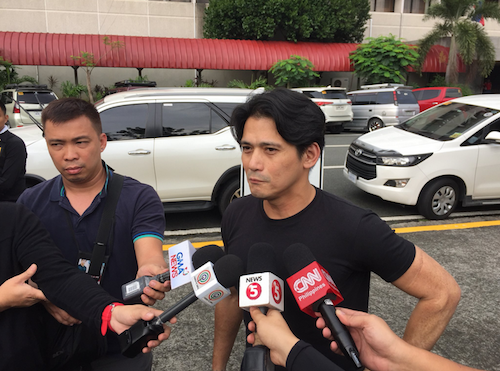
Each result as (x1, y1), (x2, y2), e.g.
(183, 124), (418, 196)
(13, 102), (20, 113)
(347, 100), (352, 105)
(316, 101), (333, 106)
(393, 91), (398, 106)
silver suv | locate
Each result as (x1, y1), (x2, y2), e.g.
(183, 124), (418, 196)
(11, 88), (262, 214)
(0, 84), (58, 127)
(347, 84), (419, 131)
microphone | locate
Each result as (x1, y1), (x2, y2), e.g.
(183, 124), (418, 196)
(121, 240), (202, 301)
(119, 246), (242, 358)
(283, 243), (363, 370)
(239, 243), (284, 313)
(239, 243), (284, 371)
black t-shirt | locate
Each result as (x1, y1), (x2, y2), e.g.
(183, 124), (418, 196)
(222, 189), (415, 371)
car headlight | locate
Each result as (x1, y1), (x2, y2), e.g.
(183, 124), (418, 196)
(377, 153), (432, 166)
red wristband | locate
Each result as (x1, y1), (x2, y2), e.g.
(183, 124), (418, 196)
(101, 302), (124, 336)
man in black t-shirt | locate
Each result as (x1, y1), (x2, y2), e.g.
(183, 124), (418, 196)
(0, 101), (26, 202)
(211, 89), (461, 371)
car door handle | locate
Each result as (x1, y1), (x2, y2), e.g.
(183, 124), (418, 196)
(128, 149), (151, 155)
(215, 145), (236, 151)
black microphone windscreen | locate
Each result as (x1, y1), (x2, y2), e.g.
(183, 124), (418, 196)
(283, 243), (316, 275)
(214, 254), (244, 288)
(247, 243), (279, 275)
(192, 244), (226, 269)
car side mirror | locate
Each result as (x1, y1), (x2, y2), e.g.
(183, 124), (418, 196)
(484, 131), (500, 143)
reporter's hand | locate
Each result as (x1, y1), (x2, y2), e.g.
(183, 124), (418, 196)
(0, 264), (47, 312)
(316, 308), (410, 371)
(110, 304), (177, 353)
(247, 307), (299, 367)
(136, 265), (171, 306)
(43, 301), (82, 326)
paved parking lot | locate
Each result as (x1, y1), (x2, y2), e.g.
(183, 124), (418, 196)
(151, 216), (500, 371)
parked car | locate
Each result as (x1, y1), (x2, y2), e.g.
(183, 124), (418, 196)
(344, 95), (500, 220)
(0, 84), (58, 127)
(413, 86), (462, 112)
(11, 87), (263, 214)
(291, 86), (353, 133)
(346, 83), (419, 131)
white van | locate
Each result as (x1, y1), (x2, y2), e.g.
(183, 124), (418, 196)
(347, 84), (419, 131)
(344, 95), (500, 219)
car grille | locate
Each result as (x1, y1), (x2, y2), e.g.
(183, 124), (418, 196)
(346, 143), (377, 180)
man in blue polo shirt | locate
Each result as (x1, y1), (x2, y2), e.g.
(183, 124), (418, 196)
(18, 98), (169, 371)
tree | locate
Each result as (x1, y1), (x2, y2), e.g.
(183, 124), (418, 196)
(203, 0), (370, 43)
(0, 57), (38, 90)
(349, 35), (419, 85)
(418, 0), (500, 85)
(269, 55), (319, 88)
(71, 37), (124, 103)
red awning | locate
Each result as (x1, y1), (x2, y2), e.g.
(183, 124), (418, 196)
(0, 32), (463, 73)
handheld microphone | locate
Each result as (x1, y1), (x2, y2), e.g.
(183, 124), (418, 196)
(239, 243), (284, 371)
(119, 248), (243, 358)
(239, 243), (284, 313)
(283, 243), (363, 370)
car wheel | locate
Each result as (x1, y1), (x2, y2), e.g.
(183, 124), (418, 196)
(417, 178), (459, 220)
(367, 118), (384, 131)
(218, 178), (240, 215)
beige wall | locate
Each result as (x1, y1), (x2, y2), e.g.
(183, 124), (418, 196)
(0, 0), (204, 38)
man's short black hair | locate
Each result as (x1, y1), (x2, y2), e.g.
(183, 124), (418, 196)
(42, 98), (102, 134)
(230, 88), (325, 157)
(0, 101), (6, 116)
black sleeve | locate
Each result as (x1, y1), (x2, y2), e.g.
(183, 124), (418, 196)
(286, 340), (345, 371)
(11, 203), (117, 329)
(0, 135), (26, 192)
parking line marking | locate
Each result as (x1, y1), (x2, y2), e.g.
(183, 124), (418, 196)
(393, 220), (500, 234)
(162, 220), (500, 250)
(323, 165), (344, 169)
(325, 145), (350, 148)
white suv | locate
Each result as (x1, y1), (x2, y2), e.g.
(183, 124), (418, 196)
(292, 87), (353, 133)
(11, 88), (262, 214)
(344, 95), (500, 219)
(0, 84), (58, 127)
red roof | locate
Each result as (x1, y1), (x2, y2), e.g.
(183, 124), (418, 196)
(0, 32), (463, 72)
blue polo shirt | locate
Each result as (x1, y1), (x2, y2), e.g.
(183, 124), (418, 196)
(17, 164), (165, 301)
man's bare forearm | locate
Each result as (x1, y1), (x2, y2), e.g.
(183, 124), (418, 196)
(212, 292), (243, 371)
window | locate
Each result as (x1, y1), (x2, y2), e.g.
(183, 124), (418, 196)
(161, 103), (210, 136)
(17, 91), (57, 104)
(1, 92), (13, 104)
(352, 94), (377, 105)
(414, 89), (440, 100)
(376, 92), (394, 104)
(213, 103), (239, 119)
(100, 104), (148, 141)
(396, 90), (418, 104)
(445, 89), (462, 98)
(371, 0), (395, 12)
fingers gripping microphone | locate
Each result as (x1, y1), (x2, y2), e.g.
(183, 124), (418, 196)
(119, 245), (241, 358)
(283, 243), (363, 370)
(240, 243), (284, 371)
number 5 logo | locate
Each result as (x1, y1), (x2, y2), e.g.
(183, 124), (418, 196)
(272, 280), (282, 304)
(246, 283), (262, 300)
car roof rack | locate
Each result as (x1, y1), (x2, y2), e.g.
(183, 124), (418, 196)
(114, 80), (157, 88)
(360, 83), (412, 90)
(4, 83), (49, 90)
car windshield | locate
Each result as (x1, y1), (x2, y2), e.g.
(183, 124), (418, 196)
(397, 102), (499, 141)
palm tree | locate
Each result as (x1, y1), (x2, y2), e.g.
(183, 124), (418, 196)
(418, 0), (500, 85)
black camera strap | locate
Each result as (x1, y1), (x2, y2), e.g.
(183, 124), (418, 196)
(87, 173), (124, 279)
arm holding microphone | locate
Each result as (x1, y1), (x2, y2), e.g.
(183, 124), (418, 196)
(318, 308), (484, 371)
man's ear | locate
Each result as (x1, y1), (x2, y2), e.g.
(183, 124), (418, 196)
(303, 142), (321, 169)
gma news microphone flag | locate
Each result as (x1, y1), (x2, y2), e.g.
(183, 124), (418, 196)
(168, 240), (196, 289)
(239, 272), (284, 312)
(286, 261), (343, 317)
